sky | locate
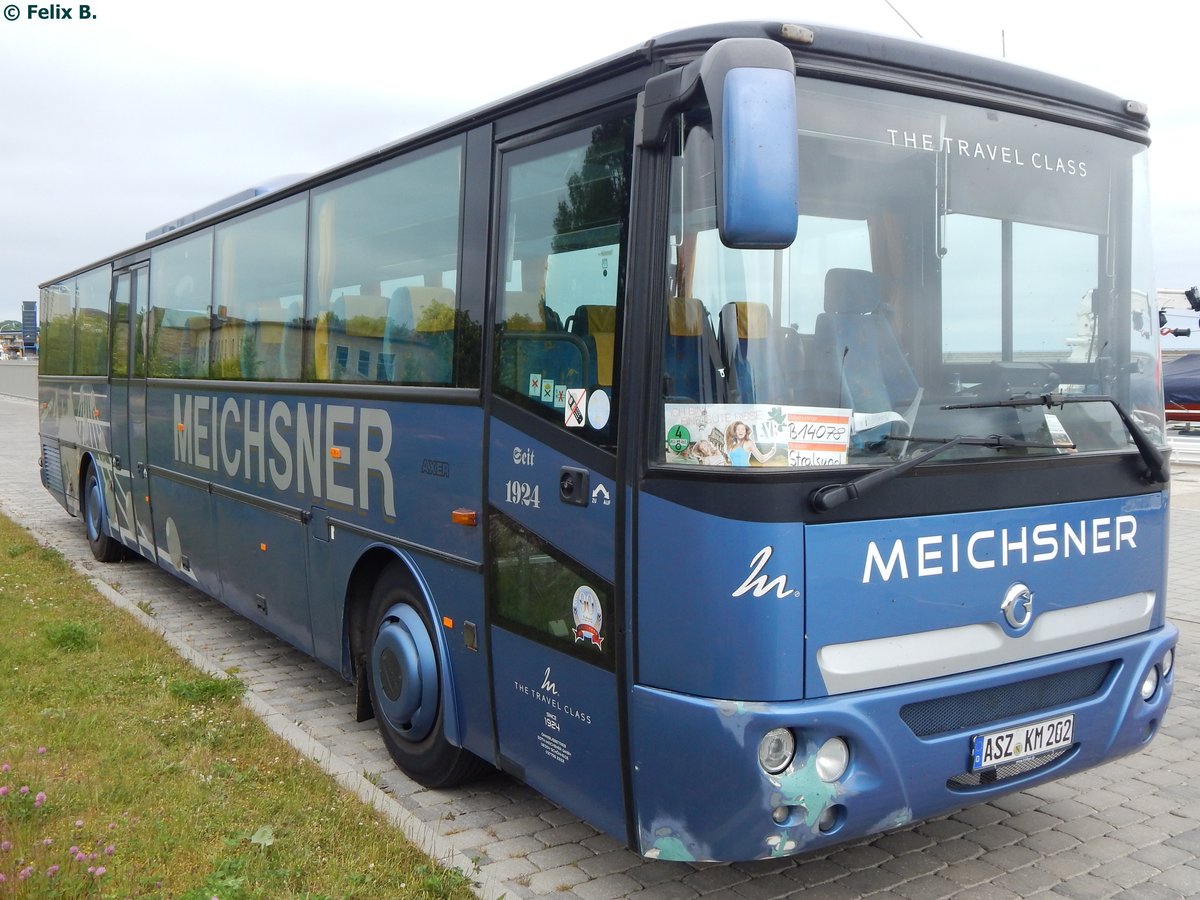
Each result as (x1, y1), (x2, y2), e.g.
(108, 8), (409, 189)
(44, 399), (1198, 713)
(0, 0), (1195, 326)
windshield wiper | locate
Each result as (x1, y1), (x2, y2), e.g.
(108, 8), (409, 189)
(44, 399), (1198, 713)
(941, 392), (1168, 484)
(810, 433), (1064, 512)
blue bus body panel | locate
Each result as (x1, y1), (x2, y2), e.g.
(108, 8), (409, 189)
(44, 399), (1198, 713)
(805, 494), (1167, 697)
(151, 468), (224, 602)
(38, 380), (113, 514)
(415, 558), (491, 759)
(631, 491), (1172, 861)
(492, 628), (626, 840)
(488, 418), (616, 581)
(636, 493), (804, 701)
(143, 385), (485, 668)
(146, 388), (485, 563)
(630, 623), (1176, 861)
(214, 495), (313, 652)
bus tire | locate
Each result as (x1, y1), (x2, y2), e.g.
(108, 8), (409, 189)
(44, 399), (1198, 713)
(83, 464), (122, 563)
(366, 564), (488, 788)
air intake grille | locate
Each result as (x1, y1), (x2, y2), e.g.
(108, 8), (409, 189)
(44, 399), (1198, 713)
(41, 442), (63, 493)
(899, 662), (1112, 738)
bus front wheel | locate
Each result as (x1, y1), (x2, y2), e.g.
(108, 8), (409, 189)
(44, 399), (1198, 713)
(83, 465), (122, 563)
(366, 565), (488, 788)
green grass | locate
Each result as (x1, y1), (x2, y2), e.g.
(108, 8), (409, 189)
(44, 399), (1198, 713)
(0, 512), (478, 898)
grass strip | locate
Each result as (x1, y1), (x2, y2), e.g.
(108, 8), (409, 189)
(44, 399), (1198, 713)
(0, 512), (477, 898)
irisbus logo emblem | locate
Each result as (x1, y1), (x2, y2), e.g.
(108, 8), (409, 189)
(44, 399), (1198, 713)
(732, 547), (801, 599)
(1001, 582), (1035, 634)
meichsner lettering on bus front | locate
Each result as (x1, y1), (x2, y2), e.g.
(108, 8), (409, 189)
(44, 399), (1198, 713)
(862, 516), (1138, 583)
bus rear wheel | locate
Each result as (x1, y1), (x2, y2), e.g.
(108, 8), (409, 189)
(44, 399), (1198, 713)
(366, 565), (488, 788)
(83, 465), (122, 563)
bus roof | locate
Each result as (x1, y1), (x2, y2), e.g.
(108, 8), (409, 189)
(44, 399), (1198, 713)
(41, 20), (1147, 288)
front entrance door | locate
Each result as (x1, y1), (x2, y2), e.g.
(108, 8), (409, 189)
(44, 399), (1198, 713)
(486, 111), (633, 840)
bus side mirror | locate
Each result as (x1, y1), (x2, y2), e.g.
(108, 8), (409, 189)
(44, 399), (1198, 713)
(701, 40), (799, 249)
(637, 38), (799, 250)
(714, 66), (799, 248)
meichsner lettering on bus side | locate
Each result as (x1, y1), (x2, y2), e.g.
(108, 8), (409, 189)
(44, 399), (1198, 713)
(172, 393), (396, 516)
(862, 517), (1137, 583)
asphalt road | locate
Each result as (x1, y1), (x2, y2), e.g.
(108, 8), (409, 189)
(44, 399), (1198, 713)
(1, 392), (1197, 899)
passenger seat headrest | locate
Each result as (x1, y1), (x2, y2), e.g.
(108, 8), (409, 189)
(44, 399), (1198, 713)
(586, 305), (618, 334)
(730, 301), (770, 340)
(824, 268), (882, 315)
(667, 297), (707, 337)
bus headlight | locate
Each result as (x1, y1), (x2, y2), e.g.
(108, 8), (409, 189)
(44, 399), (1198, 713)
(1140, 665), (1160, 701)
(758, 728), (795, 774)
(815, 737), (849, 782)
(1162, 649), (1174, 679)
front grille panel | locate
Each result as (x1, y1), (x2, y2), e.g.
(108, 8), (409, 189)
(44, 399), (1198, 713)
(899, 661), (1113, 738)
(948, 746), (1074, 790)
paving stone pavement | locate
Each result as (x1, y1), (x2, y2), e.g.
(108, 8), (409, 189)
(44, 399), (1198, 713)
(2, 392), (1197, 899)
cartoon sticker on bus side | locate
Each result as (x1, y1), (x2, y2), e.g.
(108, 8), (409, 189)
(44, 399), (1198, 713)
(664, 403), (852, 468)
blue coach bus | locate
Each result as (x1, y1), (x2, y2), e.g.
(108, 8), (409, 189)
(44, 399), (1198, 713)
(38, 22), (1177, 862)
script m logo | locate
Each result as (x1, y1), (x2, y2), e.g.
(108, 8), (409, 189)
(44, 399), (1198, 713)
(732, 546), (801, 599)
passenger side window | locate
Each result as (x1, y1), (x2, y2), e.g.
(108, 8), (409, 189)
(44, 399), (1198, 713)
(38, 281), (75, 376)
(38, 268), (113, 377)
(111, 273), (131, 379)
(493, 115), (633, 446)
(149, 229), (214, 378)
(306, 142), (463, 385)
(212, 198), (307, 381)
(74, 267), (112, 377)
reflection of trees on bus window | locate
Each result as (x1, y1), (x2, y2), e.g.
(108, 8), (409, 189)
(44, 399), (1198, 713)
(39, 268), (113, 378)
(494, 114), (633, 448)
(149, 229), (214, 379)
(489, 514), (615, 669)
(552, 119), (630, 254)
(143, 142), (476, 387)
(38, 282), (75, 376)
(211, 197), (307, 382)
(306, 142), (465, 386)
(74, 268), (112, 377)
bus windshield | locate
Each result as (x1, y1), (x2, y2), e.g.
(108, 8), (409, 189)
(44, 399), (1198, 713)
(659, 76), (1160, 471)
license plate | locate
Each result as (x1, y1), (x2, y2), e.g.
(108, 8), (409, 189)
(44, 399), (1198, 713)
(971, 713), (1074, 771)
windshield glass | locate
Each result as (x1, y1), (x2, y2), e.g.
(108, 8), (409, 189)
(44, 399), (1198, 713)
(658, 76), (1160, 471)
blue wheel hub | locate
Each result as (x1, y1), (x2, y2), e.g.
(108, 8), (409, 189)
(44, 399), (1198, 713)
(371, 604), (438, 742)
(86, 475), (104, 542)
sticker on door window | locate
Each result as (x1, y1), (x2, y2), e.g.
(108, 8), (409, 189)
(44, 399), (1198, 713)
(565, 389), (587, 427)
